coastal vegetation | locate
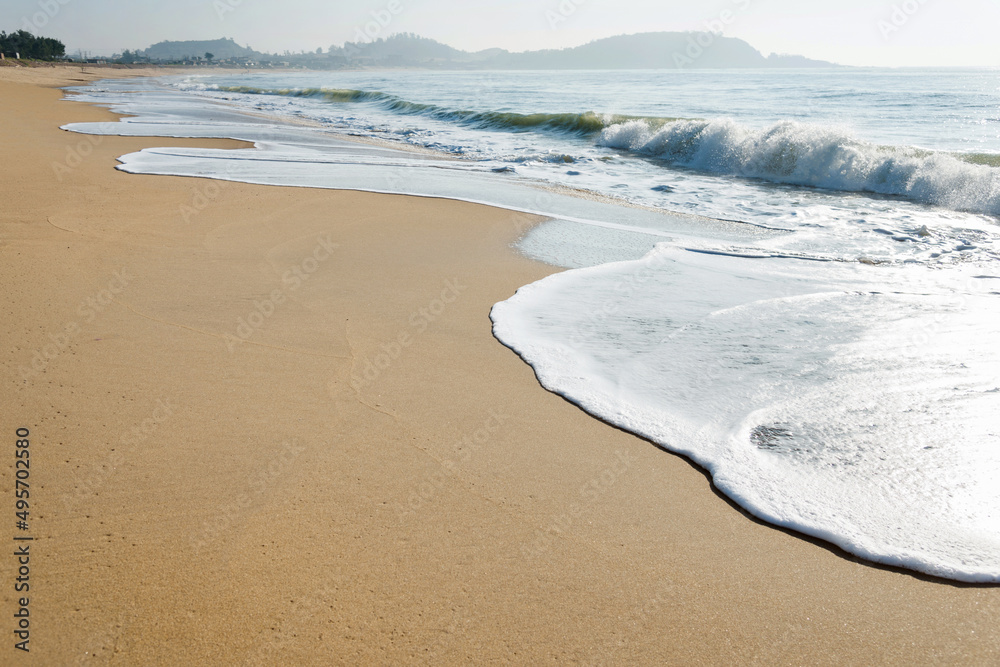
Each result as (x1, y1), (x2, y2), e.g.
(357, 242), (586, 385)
(0, 30), (65, 60)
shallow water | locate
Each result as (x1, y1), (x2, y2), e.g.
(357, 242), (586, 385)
(62, 70), (1000, 581)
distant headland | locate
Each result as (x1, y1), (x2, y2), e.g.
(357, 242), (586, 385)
(126, 32), (839, 70)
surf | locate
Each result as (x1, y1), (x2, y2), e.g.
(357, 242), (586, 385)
(210, 84), (680, 135)
(598, 118), (1000, 216)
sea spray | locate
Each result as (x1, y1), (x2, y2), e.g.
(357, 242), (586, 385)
(598, 118), (1000, 215)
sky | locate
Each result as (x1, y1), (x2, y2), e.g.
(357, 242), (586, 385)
(2, 0), (999, 67)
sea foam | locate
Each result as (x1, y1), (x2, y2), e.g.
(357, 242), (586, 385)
(62, 74), (1000, 582)
(492, 245), (1000, 582)
(599, 118), (1000, 216)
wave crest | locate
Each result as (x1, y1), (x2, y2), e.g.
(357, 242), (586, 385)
(212, 85), (676, 135)
(598, 118), (1000, 215)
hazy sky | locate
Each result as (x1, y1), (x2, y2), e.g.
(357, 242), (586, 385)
(2, 0), (998, 67)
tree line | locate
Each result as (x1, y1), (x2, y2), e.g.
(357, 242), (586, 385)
(0, 30), (65, 60)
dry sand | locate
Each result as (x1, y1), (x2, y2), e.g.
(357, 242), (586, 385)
(1, 66), (998, 665)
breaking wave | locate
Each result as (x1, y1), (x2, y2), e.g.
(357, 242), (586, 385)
(598, 118), (1000, 216)
(201, 84), (1000, 216)
(210, 85), (678, 135)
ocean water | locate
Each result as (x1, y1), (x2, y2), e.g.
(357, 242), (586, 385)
(62, 68), (1000, 581)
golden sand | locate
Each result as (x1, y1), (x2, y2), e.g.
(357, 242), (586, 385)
(1, 66), (997, 665)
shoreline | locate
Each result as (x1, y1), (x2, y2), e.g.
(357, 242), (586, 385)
(2, 66), (998, 664)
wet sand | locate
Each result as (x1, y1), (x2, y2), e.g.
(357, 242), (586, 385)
(1, 65), (997, 665)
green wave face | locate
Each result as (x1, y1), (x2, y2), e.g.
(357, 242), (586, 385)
(959, 152), (1000, 167)
(216, 86), (393, 103)
(213, 85), (680, 136)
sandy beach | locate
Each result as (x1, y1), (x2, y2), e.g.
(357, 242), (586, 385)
(1, 65), (998, 665)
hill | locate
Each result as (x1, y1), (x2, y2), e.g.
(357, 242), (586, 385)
(766, 53), (835, 68)
(137, 32), (839, 69)
(143, 38), (256, 61)
(495, 32), (771, 69)
(328, 32), (838, 69)
(333, 33), (464, 63)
